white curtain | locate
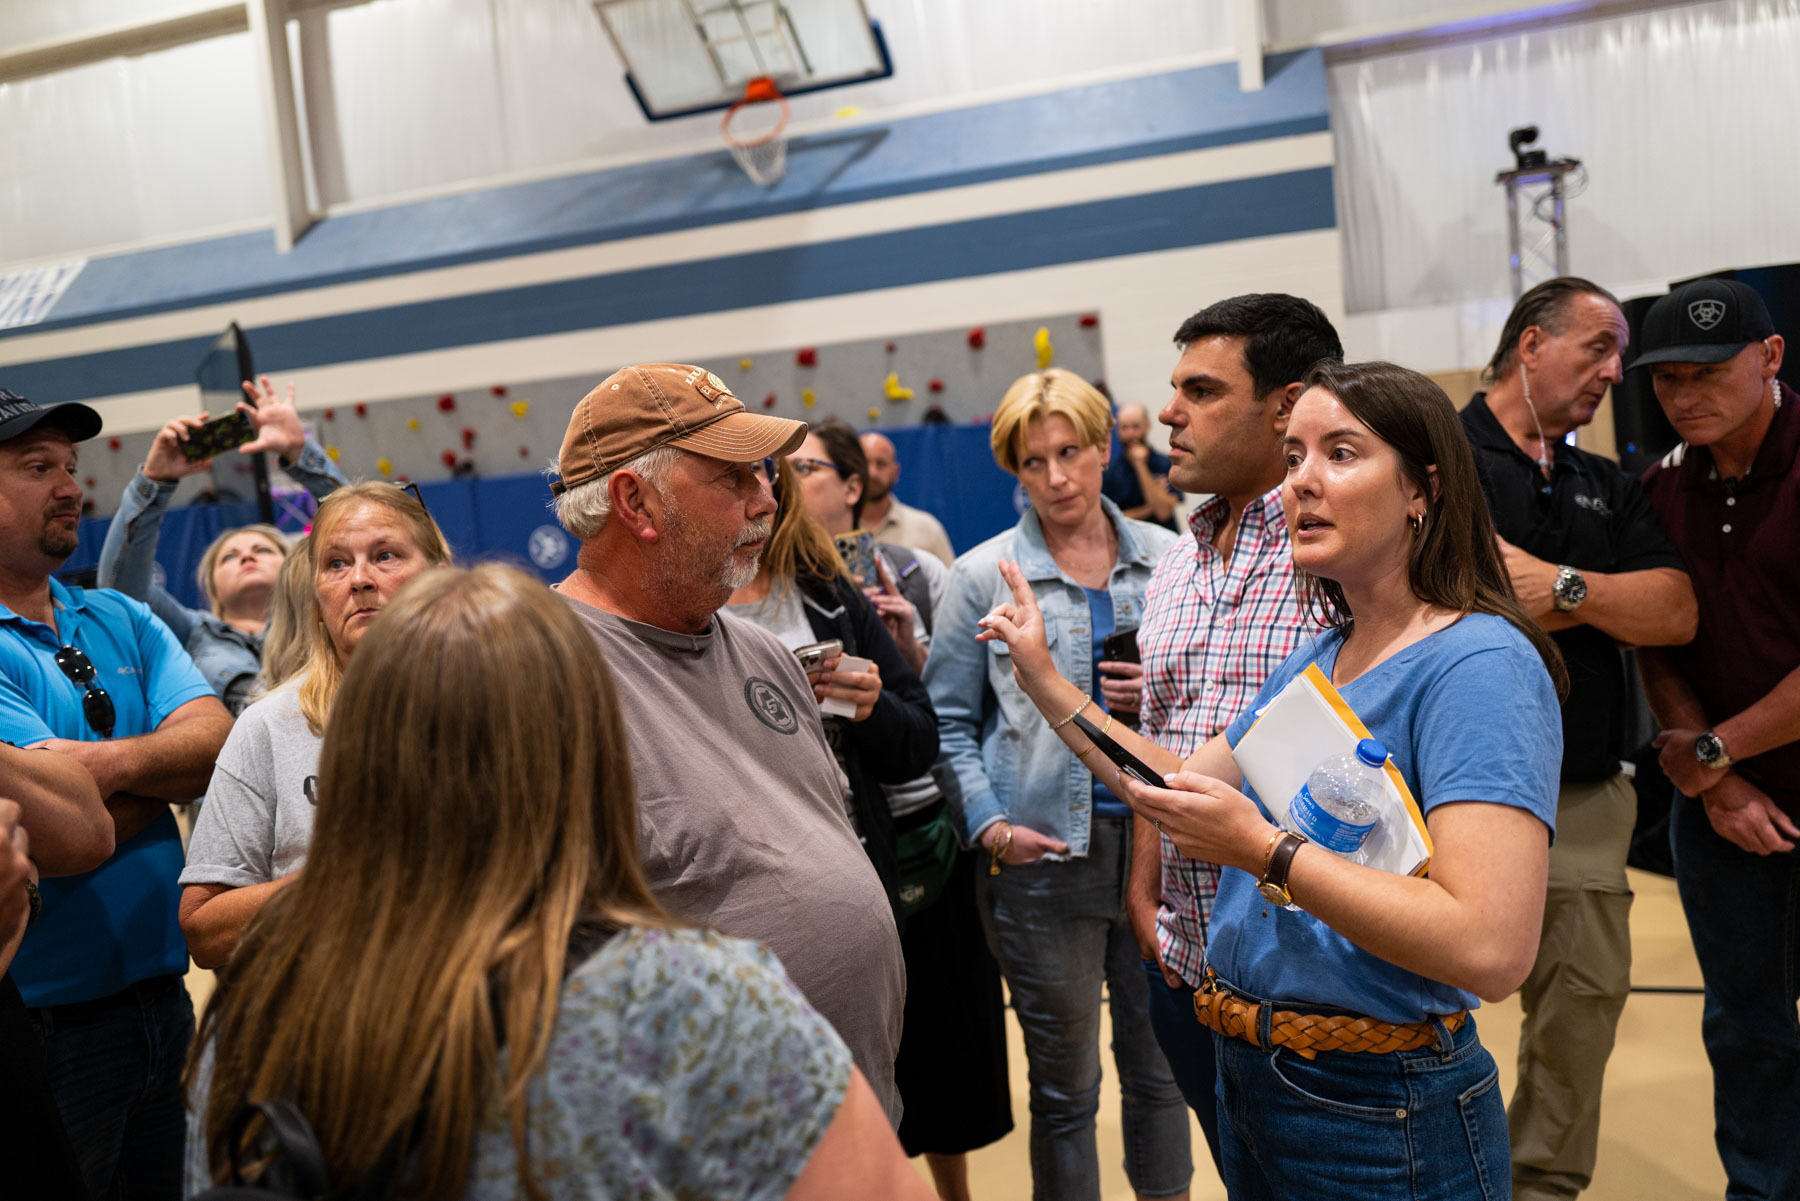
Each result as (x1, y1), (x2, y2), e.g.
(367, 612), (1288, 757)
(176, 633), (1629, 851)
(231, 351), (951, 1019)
(1332, 0), (1800, 311)
(0, 0), (205, 47)
(0, 34), (270, 264)
(1, 0), (1238, 263)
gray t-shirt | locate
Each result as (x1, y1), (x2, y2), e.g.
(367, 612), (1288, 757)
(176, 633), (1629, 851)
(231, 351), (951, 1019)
(181, 679), (322, 888)
(564, 595), (906, 1125)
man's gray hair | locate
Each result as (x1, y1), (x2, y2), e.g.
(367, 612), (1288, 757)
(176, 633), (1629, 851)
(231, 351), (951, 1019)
(552, 444), (681, 538)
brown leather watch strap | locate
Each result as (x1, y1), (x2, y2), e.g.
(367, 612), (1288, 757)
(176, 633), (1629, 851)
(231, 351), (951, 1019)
(1261, 831), (1305, 896)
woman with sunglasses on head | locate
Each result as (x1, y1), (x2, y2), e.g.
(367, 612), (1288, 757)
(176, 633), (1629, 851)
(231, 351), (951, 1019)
(177, 482), (452, 969)
(977, 361), (1566, 1199)
(730, 450), (1011, 1200)
(186, 563), (934, 1201)
(923, 368), (1187, 1201)
(97, 377), (346, 715)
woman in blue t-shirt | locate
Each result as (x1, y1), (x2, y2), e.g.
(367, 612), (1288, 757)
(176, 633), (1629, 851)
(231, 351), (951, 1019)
(976, 360), (1567, 1199)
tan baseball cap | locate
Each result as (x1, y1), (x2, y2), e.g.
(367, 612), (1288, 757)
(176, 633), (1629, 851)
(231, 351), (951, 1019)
(551, 363), (807, 496)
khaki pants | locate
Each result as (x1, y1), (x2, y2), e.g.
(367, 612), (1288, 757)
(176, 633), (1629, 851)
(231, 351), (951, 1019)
(1509, 772), (1637, 1201)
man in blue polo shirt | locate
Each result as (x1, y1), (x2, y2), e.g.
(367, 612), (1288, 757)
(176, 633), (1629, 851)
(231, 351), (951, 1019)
(0, 389), (231, 1201)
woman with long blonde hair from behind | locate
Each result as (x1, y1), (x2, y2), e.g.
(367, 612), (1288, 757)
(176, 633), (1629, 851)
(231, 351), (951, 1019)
(178, 482), (452, 969)
(186, 564), (931, 1201)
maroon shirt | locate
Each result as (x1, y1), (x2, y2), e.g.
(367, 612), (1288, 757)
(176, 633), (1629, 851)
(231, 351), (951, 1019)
(1642, 381), (1800, 815)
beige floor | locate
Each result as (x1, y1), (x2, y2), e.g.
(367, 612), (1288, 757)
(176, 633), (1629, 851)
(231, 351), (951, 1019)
(922, 868), (1726, 1200)
(187, 870), (1725, 1199)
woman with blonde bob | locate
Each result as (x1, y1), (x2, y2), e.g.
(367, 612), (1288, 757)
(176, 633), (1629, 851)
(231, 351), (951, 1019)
(977, 361), (1566, 1199)
(177, 481), (452, 968)
(186, 564), (930, 1201)
(923, 368), (1188, 1201)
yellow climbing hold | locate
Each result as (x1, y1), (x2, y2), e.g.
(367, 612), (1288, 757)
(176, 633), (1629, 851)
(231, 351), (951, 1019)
(883, 372), (914, 401)
(802, 389), (817, 408)
(835, 105), (862, 119)
(1034, 326), (1054, 370)
(867, 407), (881, 422)
(376, 457), (393, 477)
(739, 357), (754, 371)
(406, 418), (421, 431)
(325, 446), (341, 462)
(509, 399), (529, 419)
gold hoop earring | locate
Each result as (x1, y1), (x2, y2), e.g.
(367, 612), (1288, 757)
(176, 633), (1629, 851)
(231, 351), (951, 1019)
(1408, 512), (1425, 537)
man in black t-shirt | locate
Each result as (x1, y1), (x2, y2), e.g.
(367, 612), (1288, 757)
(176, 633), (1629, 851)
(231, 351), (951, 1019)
(1461, 278), (1698, 1201)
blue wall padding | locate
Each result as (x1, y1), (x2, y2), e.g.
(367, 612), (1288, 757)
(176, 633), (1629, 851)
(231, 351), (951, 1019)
(5, 51), (1329, 338)
(60, 423), (1029, 609)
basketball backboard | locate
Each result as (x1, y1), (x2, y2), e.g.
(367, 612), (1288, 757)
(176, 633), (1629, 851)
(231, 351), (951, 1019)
(594, 0), (892, 120)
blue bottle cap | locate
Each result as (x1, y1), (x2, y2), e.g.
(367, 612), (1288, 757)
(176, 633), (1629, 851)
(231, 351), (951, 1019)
(1354, 738), (1389, 767)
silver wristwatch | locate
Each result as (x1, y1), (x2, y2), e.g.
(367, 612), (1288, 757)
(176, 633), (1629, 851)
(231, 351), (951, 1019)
(1551, 565), (1588, 612)
(1694, 730), (1733, 770)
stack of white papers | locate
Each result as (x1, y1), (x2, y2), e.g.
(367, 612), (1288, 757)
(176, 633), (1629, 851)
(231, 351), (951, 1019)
(1231, 664), (1433, 877)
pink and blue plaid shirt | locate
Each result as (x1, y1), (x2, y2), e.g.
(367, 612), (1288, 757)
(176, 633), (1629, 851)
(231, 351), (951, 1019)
(1139, 486), (1314, 988)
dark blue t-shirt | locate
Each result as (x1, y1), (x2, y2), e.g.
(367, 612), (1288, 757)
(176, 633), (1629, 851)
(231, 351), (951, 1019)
(1082, 586), (1131, 818)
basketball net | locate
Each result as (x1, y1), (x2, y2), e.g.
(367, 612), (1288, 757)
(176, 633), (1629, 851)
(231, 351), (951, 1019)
(722, 76), (790, 187)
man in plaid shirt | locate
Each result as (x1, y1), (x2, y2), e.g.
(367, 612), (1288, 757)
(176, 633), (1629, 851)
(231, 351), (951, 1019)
(1128, 294), (1343, 1168)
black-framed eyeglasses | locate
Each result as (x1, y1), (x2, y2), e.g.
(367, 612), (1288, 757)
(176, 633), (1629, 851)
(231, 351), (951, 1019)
(401, 481), (431, 519)
(54, 645), (115, 738)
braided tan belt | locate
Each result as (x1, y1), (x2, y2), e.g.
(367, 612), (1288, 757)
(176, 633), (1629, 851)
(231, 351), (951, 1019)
(1193, 971), (1467, 1061)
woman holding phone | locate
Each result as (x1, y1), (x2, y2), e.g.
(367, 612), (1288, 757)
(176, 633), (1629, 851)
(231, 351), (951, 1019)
(923, 368), (1185, 1201)
(97, 377), (345, 714)
(728, 455), (1009, 1199)
(976, 360), (1565, 1199)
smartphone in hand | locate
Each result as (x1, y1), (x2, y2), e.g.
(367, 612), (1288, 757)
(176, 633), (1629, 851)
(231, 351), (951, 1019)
(179, 411), (257, 463)
(1101, 627), (1140, 664)
(794, 639), (844, 673)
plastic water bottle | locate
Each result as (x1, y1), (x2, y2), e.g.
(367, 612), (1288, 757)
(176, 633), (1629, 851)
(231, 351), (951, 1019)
(1283, 738), (1390, 867)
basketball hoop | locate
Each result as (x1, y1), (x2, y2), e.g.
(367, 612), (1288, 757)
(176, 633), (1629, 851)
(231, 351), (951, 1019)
(722, 76), (790, 187)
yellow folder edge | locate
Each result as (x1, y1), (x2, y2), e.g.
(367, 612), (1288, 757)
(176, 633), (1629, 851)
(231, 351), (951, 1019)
(1299, 663), (1436, 877)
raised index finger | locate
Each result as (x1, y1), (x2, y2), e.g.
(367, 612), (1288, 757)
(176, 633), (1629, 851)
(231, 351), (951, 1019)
(996, 559), (1040, 611)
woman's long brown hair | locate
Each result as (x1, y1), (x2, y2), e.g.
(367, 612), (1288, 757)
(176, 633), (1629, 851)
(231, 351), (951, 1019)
(191, 564), (671, 1199)
(758, 455), (849, 590)
(1294, 360), (1569, 698)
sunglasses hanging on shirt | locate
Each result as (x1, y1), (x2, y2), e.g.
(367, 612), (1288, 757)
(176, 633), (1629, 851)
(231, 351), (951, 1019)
(54, 644), (116, 738)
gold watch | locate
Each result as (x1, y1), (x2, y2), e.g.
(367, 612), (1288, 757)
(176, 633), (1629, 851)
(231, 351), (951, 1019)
(1257, 831), (1307, 907)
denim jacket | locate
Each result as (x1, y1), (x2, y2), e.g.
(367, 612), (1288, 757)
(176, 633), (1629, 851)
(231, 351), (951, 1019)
(96, 440), (346, 714)
(924, 497), (1177, 859)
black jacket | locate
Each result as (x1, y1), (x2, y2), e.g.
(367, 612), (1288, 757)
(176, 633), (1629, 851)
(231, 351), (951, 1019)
(794, 573), (940, 919)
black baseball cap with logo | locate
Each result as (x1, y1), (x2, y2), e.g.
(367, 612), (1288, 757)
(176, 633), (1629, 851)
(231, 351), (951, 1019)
(1631, 279), (1777, 369)
(0, 389), (103, 444)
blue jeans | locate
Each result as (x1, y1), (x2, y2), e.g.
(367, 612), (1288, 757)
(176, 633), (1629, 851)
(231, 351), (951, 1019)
(1672, 794), (1800, 1201)
(1141, 961), (1222, 1171)
(1213, 1015), (1508, 1200)
(28, 974), (195, 1201)
(979, 815), (1192, 1200)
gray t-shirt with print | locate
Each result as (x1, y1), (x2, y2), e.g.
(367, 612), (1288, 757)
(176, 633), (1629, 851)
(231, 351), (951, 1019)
(181, 679), (322, 888)
(563, 595), (906, 1126)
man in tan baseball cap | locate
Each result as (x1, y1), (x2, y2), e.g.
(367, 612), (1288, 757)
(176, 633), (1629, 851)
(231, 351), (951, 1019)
(550, 363), (908, 1128)
(551, 362), (806, 631)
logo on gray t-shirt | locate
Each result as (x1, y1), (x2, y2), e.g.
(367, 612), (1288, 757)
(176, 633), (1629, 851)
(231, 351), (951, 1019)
(744, 677), (800, 735)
